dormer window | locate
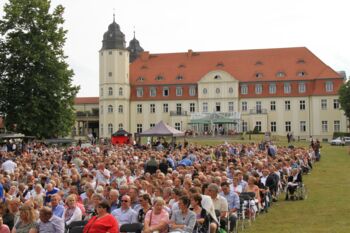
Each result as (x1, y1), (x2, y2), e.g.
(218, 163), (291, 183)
(176, 75), (183, 80)
(297, 71), (307, 77)
(136, 76), (145, 82)
(255, 72), (263, 78)
(141, 65), (148, 69)
(155, 75), (164, 81)
(276, 71), (286, 77)
(178, 64), (186, 68)
(255, 61), (263, 65)
(216, 62), (224, 67)
(214, 75), (221, 80)
(297, 59), (306, 64)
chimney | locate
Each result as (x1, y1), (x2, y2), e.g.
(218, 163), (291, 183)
(187, 49), (193, 58)
(140, 51), (150, 61)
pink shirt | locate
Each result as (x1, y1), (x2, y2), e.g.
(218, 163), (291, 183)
(144, 209), (169, 233)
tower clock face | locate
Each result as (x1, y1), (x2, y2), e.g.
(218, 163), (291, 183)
(109, 33), (113, 37)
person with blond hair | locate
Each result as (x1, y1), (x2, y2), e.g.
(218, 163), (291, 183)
(11, 205), (38, 233)
(62, 195), (82, 226)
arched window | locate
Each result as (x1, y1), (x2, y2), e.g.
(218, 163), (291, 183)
(119, 87), (123, 96)
(216, 88), (220, 94)
(108, 105), (113, 113)
(118, 123), (123, 130)
(203, 88), (208, 94)
(108, 123), (113, 134)
(118, 105), (123, 113)
(108, 87), (113, 96)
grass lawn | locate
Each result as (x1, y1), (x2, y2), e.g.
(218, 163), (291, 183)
(244, 144), (350, 233)
(187, 137), (350, 233)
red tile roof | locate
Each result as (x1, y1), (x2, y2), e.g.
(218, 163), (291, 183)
(130, 47), (341, 85)
(74, 97), (99, 105)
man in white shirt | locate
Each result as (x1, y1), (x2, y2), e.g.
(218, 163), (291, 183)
(95, 163), (110, 185)
(1, 159), (17, 174)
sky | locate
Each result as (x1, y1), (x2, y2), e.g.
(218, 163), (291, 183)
(1, 0), (349, 97)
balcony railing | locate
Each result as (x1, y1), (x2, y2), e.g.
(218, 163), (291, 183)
(76, 111), (99, 117)
(170, 111), (188, 116)
(249, 108), (267, 114)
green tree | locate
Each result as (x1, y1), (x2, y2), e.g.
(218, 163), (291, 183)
(0, 0), (79, 138)
(338, 79), (350, 125)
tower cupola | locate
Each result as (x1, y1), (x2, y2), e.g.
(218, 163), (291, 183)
(102, 15), (126, 50)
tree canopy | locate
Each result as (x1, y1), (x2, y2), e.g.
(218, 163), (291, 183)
(0, 0), (79, 138)
(338, 79), (350, 122)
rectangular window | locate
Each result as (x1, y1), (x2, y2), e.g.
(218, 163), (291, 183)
(334, 120), (340, 132)
(176, 86), (183, 96)
(136, 87), (143, 97)
(241, 84), (248, 94)
(216, 102), (221, 112)
(255, 84), (262, 94)
(150, 87), (156, 97)
(322, 121), (328, 132)
(137, 124), (143, 133)
(270, 101), (276, 111)
(100, 124), (103, 135)
(228, 102), (234, 112)
(100, 105), (103, 114)
(284, 82), (291, 94)
(150, 104), (155, 113)
(255, 121), (261, 132)
(321, 99), (327, 110)
(285, 121), (291, 132)
(108, 72), (112, 77)
(242, 122), (247, 132)
(203, 102), (208, 112)
(175, 122), (181, 130)
(333, 99), (340, 109)
(325, 81), (333, 92)
(189, 86), (196, 96)
(300, 100), (306, 110)
(242, 101), (247, 111)
(150, 123), (155, 128)
(190, 103), (195, 113)
(285, 100), (291, 111)
(163, 87), (169, 96)
(269, 83), (276, 94)
(137, 104), (142, 113)
(271, 121), (276, 132)
(176, 103), (182, 114)
(298, 82), (306, 93)
(300, 121), (306, 132)
(163, 103), (168, 113)
(256, 101), (262, 113)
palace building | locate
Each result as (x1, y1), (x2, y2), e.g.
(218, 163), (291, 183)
(74, 17), (347, 141)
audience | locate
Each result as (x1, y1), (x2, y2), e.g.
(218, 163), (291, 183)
(0, 139), (316, 232)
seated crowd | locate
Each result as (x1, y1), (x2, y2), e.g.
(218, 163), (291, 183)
(0, 140), (316, 233)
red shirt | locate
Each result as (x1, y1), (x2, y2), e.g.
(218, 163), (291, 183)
(83, 214), (119, 233)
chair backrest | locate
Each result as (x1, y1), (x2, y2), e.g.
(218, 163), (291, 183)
(67, 220), (88, 231)
(120, 223), (144, 233)
(240, 192), (256, 200)
(69, 225), (85, 233)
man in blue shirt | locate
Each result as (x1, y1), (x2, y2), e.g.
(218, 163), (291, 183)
(50, 194), (64, 218)
(44, 183), (59, 205)
(220, 181), (240, 231)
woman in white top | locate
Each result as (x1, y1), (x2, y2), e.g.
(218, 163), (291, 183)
(63, 194), (82, 226)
